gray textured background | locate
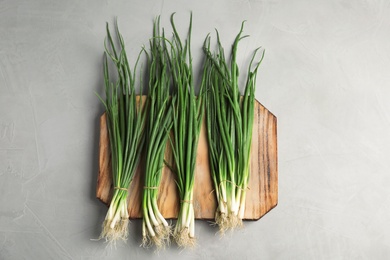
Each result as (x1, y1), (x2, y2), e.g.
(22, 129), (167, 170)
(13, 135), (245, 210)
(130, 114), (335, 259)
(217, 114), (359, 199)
(1, 0), (389, 259)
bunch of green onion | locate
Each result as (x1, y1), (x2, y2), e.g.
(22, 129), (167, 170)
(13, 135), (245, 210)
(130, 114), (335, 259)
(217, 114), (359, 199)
(168, 13), (205, 247)
(141, 17), (173, 249)
(203, 22), (264, 232)
(97, 22), (147, 244)
(97, 15), (265, 247)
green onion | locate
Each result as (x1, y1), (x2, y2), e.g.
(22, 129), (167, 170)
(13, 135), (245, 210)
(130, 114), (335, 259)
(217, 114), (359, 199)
(168, 13), (205, 247)
(141, 17), (173, 249)
(97, 21), (146, 244)
(203, 22), (264, 232)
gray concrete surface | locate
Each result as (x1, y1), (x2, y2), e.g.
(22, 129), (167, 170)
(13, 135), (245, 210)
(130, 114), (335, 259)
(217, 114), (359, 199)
(1, 0), (389, 259)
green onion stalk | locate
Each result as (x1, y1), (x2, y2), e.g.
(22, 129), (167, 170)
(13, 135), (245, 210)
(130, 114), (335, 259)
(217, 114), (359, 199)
(141, 17), (173, 249)
(168, 13), (205, 247)
(203, 22), (264, 232)
(97, 22), (146, 244)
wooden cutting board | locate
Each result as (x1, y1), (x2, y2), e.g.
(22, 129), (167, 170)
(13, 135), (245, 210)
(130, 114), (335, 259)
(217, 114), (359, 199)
(96, 97), (277, 220)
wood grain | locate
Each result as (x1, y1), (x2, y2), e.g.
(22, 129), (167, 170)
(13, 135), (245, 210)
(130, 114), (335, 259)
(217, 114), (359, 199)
(96, 98), (277, 220)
